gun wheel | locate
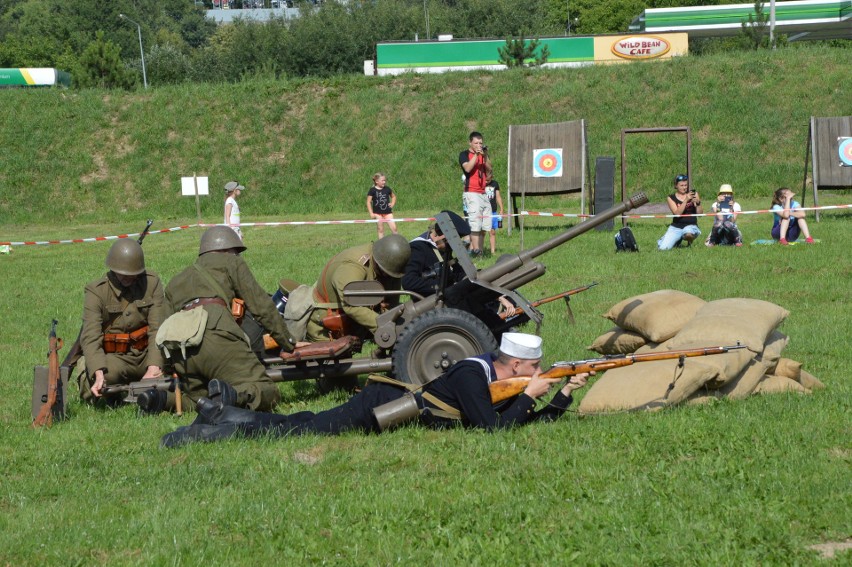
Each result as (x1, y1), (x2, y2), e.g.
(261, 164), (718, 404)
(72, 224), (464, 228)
(392, 308), (498, 386)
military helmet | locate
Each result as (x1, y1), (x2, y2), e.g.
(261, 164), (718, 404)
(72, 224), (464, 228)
(199, 226), (247, 255)
(372, 234), (410, 278)
(105, 239), (145, 276)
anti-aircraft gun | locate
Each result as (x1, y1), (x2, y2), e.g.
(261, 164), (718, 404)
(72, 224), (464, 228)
(264, 192), (648, 387)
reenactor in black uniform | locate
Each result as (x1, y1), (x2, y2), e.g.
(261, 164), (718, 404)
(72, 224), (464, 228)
(148, 226), (296, 413)
(79, 240), (166, 404)
(161, 333), (591, 447)
(402, 210), (470, 298)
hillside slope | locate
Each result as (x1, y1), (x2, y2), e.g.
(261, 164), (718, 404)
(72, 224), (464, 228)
(0, 46), (849, 225)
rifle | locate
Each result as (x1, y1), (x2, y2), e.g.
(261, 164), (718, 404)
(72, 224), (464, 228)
(102, 377), (176, 404)
(33, 320), (63, 428)
(137, 219), (154, 245)
(500, 282), (597, 321)
(489, 344), (747, 404)
(60, 220), (155, 372)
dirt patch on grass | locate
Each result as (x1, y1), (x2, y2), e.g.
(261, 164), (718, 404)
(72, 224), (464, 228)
(293, 446), (325, 465)
(808, 539), (852, 559)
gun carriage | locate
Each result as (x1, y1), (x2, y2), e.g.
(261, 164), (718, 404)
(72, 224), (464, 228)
(259, 193), (648, 388)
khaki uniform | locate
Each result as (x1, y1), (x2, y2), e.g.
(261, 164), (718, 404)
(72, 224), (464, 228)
(79, 271), (166, 402)
(164, 252), (295, 411)
(307, 243), (398, 341)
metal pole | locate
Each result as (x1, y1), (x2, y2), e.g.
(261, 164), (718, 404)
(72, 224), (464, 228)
(769, 0), (776, 50)
(120, 14), (148, 89)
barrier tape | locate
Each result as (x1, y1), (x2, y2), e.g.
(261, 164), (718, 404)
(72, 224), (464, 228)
(2, 205), (848, 248)
(0, 225), (196, 247)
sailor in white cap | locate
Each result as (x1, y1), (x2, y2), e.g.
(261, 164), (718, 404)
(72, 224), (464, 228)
(162, 331), (592, 447)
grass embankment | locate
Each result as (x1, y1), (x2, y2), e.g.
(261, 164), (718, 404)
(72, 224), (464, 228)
(0, 46), (850, 564)
(0, 46), (849, 226)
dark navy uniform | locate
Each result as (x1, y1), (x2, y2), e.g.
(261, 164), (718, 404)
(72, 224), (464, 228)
(162, 353), (575, 446)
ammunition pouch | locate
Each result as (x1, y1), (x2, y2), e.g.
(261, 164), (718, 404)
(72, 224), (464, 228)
(231, 298), (245, 325)
(321, 309), (354, 340)
(371, 392), (421, 432)
(103, 326), (149, 354)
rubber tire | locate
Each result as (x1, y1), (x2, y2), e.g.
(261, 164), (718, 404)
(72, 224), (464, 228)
(392, 308), (498, 386)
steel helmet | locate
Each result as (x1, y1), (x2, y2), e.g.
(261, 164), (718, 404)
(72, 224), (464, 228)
(372, 234), (410, 278)
(105, 239), (146, 276)
(199, 226), (247, 255)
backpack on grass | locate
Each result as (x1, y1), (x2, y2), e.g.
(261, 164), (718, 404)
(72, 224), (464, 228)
(615, 227), (639, 252)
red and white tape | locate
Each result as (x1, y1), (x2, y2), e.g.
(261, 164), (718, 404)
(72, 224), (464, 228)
(1, 205), (848, 248)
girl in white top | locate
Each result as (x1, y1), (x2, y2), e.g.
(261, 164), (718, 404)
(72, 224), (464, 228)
(224, 181), (244, 240)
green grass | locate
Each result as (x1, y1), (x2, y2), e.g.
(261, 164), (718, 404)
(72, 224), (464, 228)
(1, 197), (850, 564)
(1, 45), (851, 564)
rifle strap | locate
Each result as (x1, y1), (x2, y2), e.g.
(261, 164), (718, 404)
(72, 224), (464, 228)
(365, 374), (461, 420)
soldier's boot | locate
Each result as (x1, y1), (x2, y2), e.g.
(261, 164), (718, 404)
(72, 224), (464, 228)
(196, 396), (281, 428)
(207, 379), (240, 407)
(138, 389), (168, 415)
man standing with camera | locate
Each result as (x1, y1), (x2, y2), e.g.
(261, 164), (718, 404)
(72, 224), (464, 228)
(459, 131), (492, 257)
(657, 173), (703, 250)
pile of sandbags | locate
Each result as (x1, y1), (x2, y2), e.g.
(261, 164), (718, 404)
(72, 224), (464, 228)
(579, 290), (824, 414)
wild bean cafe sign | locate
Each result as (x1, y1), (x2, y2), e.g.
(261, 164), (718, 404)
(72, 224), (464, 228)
(611, 36), (671, 60)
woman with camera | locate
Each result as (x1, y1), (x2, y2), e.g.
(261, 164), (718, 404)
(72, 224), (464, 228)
(657, 173), (703, 250)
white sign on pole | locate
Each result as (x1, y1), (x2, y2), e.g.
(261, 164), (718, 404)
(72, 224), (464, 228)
(181, 176), (209, 196)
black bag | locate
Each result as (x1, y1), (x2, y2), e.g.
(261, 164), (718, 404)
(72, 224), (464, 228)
(615, 227), (639, 252)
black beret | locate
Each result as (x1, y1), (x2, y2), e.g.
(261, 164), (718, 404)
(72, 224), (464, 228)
(435, 210), (471, 237)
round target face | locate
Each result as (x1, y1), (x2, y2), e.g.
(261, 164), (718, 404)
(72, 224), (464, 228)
(839, 137), (852, 167)
(533, 149), (563, 178)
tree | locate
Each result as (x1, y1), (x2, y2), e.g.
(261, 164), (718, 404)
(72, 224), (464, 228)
(497, 35), (550, 68)
(740, 1), (770, 50)
(76, 30), (137, 89)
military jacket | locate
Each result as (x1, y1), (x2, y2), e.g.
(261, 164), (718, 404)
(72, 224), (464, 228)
(165, 252), (295, 350)
(314, 243), (398, 333)
(81, 271), (166, 374)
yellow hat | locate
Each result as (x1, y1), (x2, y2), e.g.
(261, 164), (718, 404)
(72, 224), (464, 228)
(719, 184), (733, 194)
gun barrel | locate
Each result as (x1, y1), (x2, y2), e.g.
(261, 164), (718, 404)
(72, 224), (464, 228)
(476, 193), (647, 283)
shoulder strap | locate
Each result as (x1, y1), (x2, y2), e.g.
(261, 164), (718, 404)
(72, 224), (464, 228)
(192, 264), (231, 304)
(366, 374), (462, 420)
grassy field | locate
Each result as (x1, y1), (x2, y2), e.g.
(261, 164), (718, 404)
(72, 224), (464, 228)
(1, 45), (851, 565)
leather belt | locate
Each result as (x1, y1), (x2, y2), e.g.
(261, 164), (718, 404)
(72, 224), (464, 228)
(182, 297), (227, 311)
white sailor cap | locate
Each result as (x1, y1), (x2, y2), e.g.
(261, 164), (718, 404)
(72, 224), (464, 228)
(499, 332), (543, 360)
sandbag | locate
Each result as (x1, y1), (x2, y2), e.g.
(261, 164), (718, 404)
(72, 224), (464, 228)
(798, 369), (825, 390)
(717, 357), (771, 400)
(667, 298), (789, 353)
(755, 374), (810, 395)
(669, 340), (756, 390)
(634, 340), (671, 354)
(587, 326), (647, 355)
(761, 331), (789, 372)
(603, 290), (706, 343)
(578, 358), (717, 414)
(774, 358), (802, 381)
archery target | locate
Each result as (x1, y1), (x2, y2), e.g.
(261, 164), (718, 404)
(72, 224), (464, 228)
(533, 148), (563, 178)
(839, 137), (852, 167)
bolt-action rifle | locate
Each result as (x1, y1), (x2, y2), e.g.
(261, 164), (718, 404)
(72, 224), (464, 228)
(500, 282), (597, 321)
(32, 320), (63, 428)
(489, 344), (747, 403)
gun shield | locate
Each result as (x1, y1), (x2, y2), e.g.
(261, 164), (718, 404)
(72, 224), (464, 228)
(371, 392), (421, 432)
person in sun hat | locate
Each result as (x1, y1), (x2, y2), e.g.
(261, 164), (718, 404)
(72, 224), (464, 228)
(161, 332), (592, 447)
(706, 183), (743, 247)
